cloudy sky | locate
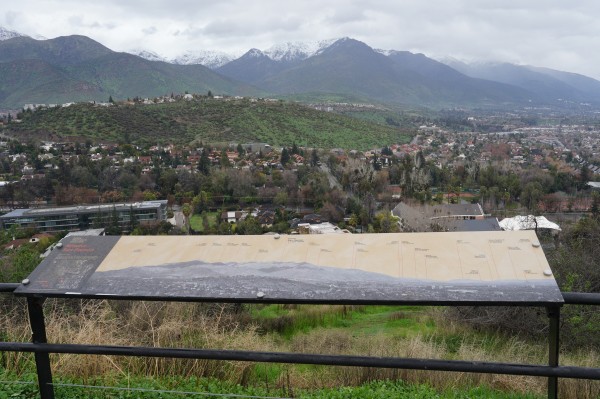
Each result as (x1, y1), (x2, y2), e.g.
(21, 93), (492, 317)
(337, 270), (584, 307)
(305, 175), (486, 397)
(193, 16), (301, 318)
(3, 0), (600, 78)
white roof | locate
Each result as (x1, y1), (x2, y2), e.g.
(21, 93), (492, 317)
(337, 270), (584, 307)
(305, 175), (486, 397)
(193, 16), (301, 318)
(308, 222), (347, 234)
(499, 215), (561, 231)
(65, 228), (105, 237)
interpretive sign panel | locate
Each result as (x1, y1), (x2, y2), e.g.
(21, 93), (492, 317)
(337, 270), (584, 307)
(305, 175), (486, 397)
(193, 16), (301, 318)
(16, 231), (563, 304)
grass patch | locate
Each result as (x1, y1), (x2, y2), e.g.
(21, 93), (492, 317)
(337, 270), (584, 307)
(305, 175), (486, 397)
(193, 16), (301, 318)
(249, 304), (436, 340)
(334, 306), (436, 338)
(189, 211), (218, 232)
(0, 373), (542, 399)
(302, 381), (542, 399)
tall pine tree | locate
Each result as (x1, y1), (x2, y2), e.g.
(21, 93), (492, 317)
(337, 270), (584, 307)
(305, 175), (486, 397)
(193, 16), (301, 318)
(198, 148), (211, 175)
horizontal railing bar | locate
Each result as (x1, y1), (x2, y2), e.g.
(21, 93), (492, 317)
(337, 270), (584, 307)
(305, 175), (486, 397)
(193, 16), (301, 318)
(1, 282), (599, 305)
(561, 292), (600, 305)
(8, 291), (570, 306)
(0, 283), (20, 293)
(0, 342), (599, 380)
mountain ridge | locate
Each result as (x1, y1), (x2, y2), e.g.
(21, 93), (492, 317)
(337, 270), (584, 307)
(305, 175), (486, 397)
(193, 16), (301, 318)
(440, 59), (600, 104)
(0, 34), (262, 108)
(2, 26), (600, 110)
(236, 38), (533, 108)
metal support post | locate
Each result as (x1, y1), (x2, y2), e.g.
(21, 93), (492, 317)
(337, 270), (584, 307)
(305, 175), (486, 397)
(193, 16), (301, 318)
(547, 306), (560, 399)
(27, 297), (54, 399)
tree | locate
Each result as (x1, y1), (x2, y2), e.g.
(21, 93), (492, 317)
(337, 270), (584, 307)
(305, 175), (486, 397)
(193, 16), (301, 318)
(217, 220), (233, 235)
(546, 217), (600, 348)
(415, 151), (426, 169)
(69, 166), (95, 188)
(193, 191), (211, 213)
(236, 216), (263, 235)
(520, 182), (544, 212)
(565, 152), (573, 163)
(220, 148), (230, 168)
(319, 202), (343, 223)
(117, 170), (139, 198)
(207, 90), (213, 97)
(202, 213), (210, 233)
(310, 149), (320, 167)
(198, 148), (211, 175)
(300, 172), (329, 207)
(237, 143), (245, 156)
(579, 165), (592, 187)
(274, 191), (288, 207)
(127, 205), (138, 233)
(280, 148), (290, 165)
(227, 169), (256, 198)
(181, 203), (192, 234)
(374, 210), (400, 233)
(591, 191), (600, 219)
(381, 146), (393, 156)
(388, 164), (402, 185)
(291, 142), (299, 155)
(143, 191), (158, 201)
(108, 95), (114, 103)
(0, 245), (43, 283)
(105, 206), (122, 235)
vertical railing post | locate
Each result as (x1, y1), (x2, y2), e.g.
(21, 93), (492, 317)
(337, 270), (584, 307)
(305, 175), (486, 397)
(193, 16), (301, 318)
(547, 306), (560, 399)
(27, 297), (54, 399)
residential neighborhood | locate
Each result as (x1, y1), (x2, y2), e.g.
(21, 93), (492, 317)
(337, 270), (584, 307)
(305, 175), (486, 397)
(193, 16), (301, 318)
(1, 96), (599, 240)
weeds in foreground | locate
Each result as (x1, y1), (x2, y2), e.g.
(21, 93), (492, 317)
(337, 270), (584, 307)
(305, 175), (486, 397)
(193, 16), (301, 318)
(0, 300), (598, 398)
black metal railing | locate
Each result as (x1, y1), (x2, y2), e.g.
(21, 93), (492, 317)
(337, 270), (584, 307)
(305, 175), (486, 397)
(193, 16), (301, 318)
(1, 283), (599, 399)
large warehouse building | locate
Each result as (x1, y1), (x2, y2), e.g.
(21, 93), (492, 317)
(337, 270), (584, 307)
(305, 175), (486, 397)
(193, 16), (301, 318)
(0, 200), (168, 233)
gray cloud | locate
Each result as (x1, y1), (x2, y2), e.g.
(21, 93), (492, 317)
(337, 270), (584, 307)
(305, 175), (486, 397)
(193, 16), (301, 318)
(143, 26), (158, 35)
(324, 6), (367, 24)
(67, 15), (115, 30)
(4, 10), (20, 26)
(3, 0), (600, 79)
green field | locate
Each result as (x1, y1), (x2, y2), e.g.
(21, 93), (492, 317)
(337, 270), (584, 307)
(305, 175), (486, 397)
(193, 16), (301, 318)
(189, 212), (218, 232)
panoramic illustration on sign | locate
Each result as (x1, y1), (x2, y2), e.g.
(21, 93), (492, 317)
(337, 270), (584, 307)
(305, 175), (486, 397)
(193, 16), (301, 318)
(16, 231), (563, 304)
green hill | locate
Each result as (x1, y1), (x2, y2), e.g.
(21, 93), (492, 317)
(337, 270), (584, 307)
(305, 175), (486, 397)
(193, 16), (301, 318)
(7, 98), (413, 149)
(0, 36), (261, 109)
(0, 59), (105, 106)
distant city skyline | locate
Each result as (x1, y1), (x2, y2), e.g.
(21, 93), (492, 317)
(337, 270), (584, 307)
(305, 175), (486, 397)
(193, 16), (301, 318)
(3, 1), (600, 79)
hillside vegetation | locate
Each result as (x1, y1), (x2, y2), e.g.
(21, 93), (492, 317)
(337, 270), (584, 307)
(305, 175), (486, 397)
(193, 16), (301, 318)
(7, 98), (413, 149)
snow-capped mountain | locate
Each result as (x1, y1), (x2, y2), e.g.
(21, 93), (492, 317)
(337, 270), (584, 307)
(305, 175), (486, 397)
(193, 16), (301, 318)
(375, 48), (395, 56)
(171, 50), (235, 69)
(263, 38), (339, 62)
(243, 48), (264, 58)
(0, 26), (26, 41)
(130, 49), (167, 62)
(0, 26), (45, 41)
(128, 39), (341, 68)
(128, 48), (235, 69)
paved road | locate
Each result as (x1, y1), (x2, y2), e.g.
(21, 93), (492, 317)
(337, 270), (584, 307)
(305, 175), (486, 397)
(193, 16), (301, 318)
(170, 211), (185, 228)
(319, 164), (342, 190)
